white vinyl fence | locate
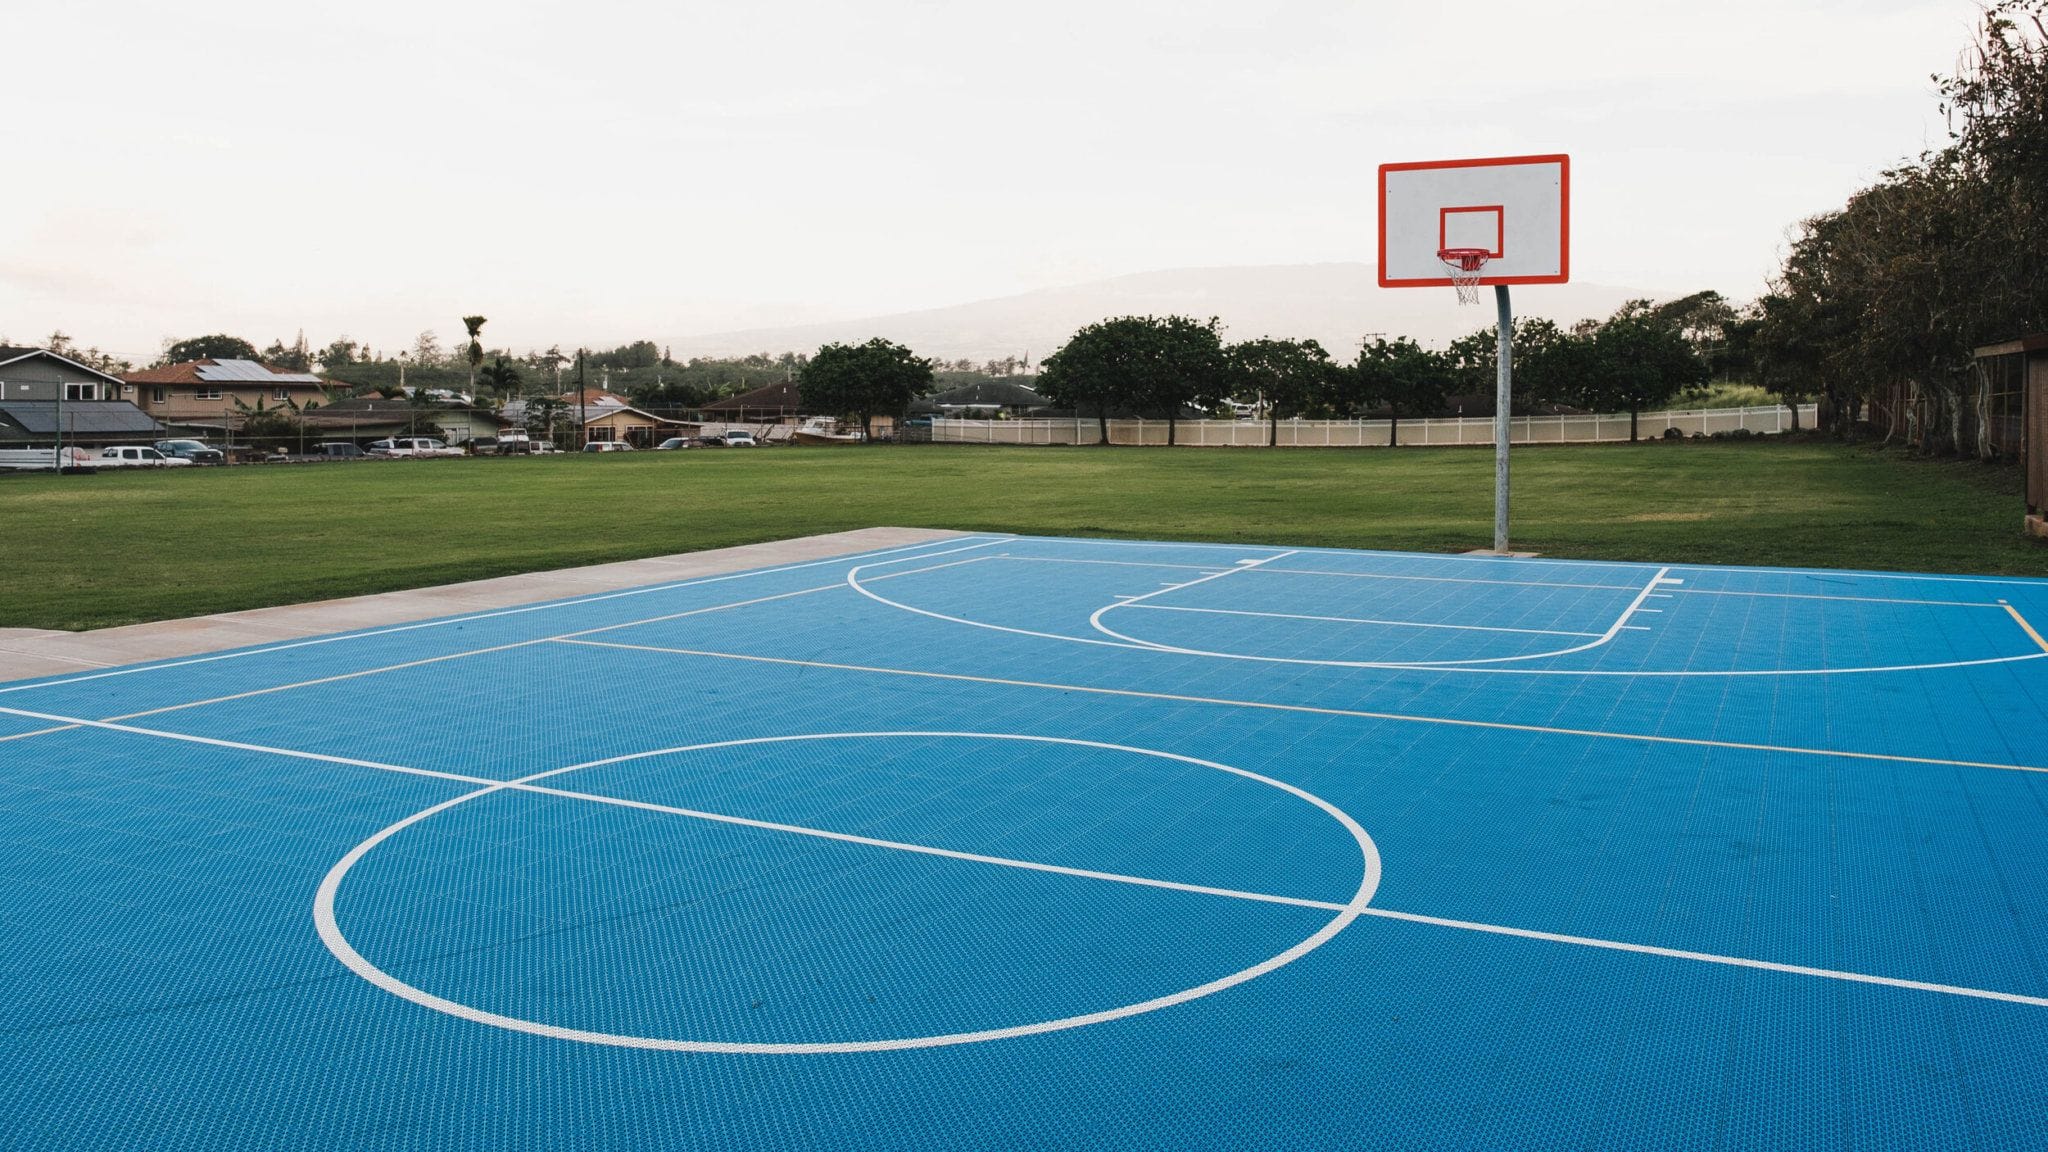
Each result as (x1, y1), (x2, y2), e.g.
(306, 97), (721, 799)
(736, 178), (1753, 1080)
(929, 404), (1817, 447)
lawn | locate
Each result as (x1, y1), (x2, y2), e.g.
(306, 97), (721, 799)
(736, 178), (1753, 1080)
(2, 439), (2040, 631)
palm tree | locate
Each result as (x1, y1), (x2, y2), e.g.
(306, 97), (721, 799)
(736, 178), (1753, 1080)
(477, 356), (523, 401)
(461, 315), (487, 394)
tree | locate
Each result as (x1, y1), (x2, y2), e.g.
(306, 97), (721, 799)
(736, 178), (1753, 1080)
(1576, 301), (1709, 440)
(477, 356), (523, 400)
(1038, 315), (1230, 446)
(317, 338), (360, 370)
(799, 338), (935, 441)
(1351, 337), (1451, 447)
(524, 396), (566, 445)
(231, 392), (322, 453)
(1648, 291), (1739, 375)
(1743, 3), (2047, 453)
(1038, 321), (1133, 444)
(159, 334), (258, 365)
(1229, 337), (1334, 446)
(413, 330), (443, 366)
(41, 331), (130, 373)
(1442, 318), (1570, 411)
(461, 316), (487, 393)
(263, 331), (313, 371)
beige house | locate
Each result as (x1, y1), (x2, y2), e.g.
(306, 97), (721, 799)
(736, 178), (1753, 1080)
(124, 359), (330, 436)
(580, 404), (671, 446)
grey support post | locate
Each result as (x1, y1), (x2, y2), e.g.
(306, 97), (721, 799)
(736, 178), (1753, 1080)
(1493, 284), (1513, 552)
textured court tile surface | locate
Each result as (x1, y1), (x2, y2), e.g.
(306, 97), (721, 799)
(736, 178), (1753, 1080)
(2, 534), (2046, 1150)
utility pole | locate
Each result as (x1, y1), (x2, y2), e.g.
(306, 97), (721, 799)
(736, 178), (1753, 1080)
(577, 349), (587, 451)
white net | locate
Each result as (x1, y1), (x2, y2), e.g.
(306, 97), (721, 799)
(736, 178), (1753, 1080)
(1439, 248), (1489, 305)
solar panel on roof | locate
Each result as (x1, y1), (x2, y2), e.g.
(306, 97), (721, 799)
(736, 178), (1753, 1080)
(193, 360), (325, 384)
(0, 402), (164, 435)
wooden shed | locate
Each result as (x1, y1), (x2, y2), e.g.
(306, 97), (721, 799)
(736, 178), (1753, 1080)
(1976, 333), (2048, 537)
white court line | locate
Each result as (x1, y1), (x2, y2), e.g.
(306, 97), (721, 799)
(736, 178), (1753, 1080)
(0, 553), (1002, 747)
(993, 539), (2048, 598)
(314, 730), (1380, 1055)
(1675, 588), (2007, 608)
(1261, 566), (1639, 592)
(1000, 553), (2026, 606)
(850, 553), (1657, 667)
(1084, 552), (1298, 640)
(0, 723), (79, 744)
(10, 701), (2040, 1025)
(550, 640), (2048, 777)
(1030, 536), (1667, 575)
(1125, 604), (1602, 638)
(0, 712), (1358, 916)
(1667, 563), (2048, 589)
(0, 705), (1368, 910)
(1089, 566), (1674, 669)
(0, 536), (1006, 698)
(993, 554), (1640, 592)
(854, 554), (2048, 676)
(1355, 908), (2048, 1009)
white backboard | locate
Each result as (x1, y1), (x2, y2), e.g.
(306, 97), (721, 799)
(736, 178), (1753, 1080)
(1378, 154), (1570, 287)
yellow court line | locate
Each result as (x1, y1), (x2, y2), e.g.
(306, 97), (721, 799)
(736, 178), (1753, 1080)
(2003, 601), (2048, 654)
(554, 640), (2048, 777)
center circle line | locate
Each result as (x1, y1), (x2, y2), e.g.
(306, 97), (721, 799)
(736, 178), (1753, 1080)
(314, 731), (1378, 1054)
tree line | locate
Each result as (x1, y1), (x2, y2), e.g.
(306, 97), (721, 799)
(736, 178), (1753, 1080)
(1739, 0), (2046, 453)
(1034, 300), (1712, 446)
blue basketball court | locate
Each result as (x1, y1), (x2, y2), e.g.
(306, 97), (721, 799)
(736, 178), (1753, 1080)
(3, 533), (2046, 1149)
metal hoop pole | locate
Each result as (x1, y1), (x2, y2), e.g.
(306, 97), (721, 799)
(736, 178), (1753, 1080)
(1494, 284), (1512, 553)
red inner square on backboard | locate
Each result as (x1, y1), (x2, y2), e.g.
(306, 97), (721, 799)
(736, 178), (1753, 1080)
(1439, 206), (1505, 258)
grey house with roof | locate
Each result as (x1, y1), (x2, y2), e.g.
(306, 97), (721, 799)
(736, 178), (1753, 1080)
(0, 347), (166, 447)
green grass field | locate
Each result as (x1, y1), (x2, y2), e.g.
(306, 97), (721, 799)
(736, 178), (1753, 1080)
(3, 440), (2040, 631)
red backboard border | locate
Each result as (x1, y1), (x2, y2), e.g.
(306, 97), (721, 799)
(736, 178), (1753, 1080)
(1378, 153), (1570, 288)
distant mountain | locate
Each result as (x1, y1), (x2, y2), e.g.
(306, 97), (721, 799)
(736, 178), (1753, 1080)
(669, 263), (1686, 362)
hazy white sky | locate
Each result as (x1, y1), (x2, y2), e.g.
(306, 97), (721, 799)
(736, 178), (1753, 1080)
(3, 0), (1986, 360)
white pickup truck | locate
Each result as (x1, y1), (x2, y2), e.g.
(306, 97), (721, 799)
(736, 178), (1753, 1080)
(366, 437), (465, 458)
(96, 445), (193, 468)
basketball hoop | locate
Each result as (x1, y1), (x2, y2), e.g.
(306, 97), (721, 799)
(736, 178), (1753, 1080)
(1438, 247), (1491, 305)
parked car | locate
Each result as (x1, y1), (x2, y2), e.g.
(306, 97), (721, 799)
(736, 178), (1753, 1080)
(582, 441), (634, 453)
(315, 442), (366, 459)
(367, 437), (464, 458)
(530, 440), (561, 454)
(154, 439), (226, 464)
(655, 437), (693, 451)
(97, 445), (192, 468)
(723, 430), (758, 447)
(486, 430), (533, 455)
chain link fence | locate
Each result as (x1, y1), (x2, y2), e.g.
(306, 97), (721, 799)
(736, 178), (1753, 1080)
(923, 404), (1818, 447)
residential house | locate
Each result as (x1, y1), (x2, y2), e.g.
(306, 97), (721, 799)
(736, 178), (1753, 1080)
(0, 346), (165, 447)
(511, 389), (679, 447)
(577, 402), (673, 446)
(700, 380), (803, 421)
(123, 359), (330, 438)
(301, 395), (511, 447)
(909, 380), (1051, 416)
